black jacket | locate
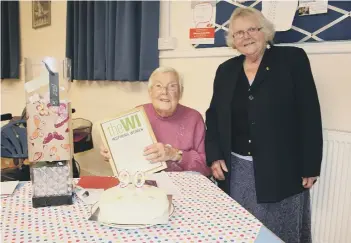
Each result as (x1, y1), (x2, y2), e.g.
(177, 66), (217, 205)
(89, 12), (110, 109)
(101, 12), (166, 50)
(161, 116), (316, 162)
(205, 45), (323, 203)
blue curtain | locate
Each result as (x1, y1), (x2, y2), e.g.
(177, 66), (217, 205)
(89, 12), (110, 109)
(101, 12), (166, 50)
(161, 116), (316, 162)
(66, 1), (160, 81)
(1, 1), (20, 79)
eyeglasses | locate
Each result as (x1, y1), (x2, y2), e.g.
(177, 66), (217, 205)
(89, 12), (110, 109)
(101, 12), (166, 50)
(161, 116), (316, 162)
(152, 83), (179, 92)
(233, 27), (263, 39)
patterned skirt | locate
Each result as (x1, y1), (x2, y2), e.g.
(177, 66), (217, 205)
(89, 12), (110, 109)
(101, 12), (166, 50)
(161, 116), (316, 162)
(230, 154), (312, 243)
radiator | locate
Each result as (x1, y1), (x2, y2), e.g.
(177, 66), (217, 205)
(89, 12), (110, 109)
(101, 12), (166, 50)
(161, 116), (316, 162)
(310, 129), (351, 243)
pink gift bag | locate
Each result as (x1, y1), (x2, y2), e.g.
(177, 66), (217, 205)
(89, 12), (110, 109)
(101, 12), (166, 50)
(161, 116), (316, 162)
(25, 57), (73, 163)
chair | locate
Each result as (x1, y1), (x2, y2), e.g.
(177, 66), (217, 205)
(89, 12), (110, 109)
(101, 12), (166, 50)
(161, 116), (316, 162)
(1, 119), (30, 181)
(72, 118), (94, 154)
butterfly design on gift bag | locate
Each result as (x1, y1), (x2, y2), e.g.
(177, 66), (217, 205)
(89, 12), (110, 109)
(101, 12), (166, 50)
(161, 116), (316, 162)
(32, 151), (43, 162)
(30, 115), (45, 140)
(28, 141), (44, 162)
(35, 101), (50, 116)
(43, 131), (65, 144)
(61, 144), (71, 153)
(49, 146), (60, 161)
(47, 103), (69, 128)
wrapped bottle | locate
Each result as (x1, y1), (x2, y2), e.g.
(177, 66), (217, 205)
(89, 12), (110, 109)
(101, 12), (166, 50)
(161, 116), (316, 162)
(24, 57), (73, 207)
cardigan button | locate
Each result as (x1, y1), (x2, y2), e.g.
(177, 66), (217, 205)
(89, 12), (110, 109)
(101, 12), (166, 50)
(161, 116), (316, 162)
(249, 95), (254, 100)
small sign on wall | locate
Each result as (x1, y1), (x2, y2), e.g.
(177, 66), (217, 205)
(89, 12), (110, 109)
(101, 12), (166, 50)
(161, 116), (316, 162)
(32, 0), (51, 29)
(298, 0), (328, 16)
(190, 1), (216, 44)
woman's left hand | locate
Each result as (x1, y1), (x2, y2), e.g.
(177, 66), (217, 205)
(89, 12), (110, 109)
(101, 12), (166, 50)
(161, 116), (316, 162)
(143, 143), (176, 163)
(302, 177), (317, 189)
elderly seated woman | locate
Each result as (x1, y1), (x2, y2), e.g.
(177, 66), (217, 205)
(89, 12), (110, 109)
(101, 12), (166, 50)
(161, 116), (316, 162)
(101, 67), (211, 177)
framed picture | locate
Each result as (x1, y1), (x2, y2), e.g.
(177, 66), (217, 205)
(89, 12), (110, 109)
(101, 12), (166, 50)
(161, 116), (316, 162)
(98, 106), (167, 177)
(32, 0), (51, 29)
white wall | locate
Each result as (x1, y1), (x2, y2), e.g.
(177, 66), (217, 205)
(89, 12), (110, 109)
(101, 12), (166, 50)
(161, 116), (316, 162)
(1, 1), (351, 176)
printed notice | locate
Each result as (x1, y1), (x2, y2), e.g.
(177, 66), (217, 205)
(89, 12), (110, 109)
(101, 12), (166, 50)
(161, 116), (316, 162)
(190, 1), (216, 44)
(262, 1), (298, 31)
(298, 0), (328, 16)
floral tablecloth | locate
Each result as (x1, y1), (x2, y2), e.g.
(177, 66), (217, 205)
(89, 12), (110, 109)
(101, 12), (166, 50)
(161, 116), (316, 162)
(1, 172), (263, 243)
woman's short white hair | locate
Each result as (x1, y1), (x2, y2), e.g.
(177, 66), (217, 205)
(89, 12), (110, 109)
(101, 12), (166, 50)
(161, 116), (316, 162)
(226, 7), (275, 49)
(148, 66), (184, 96)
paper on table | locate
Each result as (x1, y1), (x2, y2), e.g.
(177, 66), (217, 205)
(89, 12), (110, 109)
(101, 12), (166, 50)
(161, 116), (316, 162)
(1, 181), (19, 196)
(76, 176), (119, 190)
(75, 187), (104, 205)
(262, 0), (298, 31)
(146, 172), (182, 199)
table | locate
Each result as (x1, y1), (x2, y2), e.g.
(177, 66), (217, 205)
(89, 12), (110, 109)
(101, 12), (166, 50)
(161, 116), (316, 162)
(1, 172), (281, 242)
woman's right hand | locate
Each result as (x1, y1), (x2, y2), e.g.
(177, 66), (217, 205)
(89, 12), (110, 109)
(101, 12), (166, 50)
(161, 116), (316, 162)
(100, 145), (110, 162)
(211, 160), (228, 180)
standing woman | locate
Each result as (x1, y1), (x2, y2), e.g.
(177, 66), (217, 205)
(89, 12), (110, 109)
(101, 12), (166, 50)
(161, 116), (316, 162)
(205, 7), (323, 243)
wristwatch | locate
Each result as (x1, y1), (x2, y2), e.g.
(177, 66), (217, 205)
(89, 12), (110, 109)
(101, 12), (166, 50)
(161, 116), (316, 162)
(165, 144), (183, 162)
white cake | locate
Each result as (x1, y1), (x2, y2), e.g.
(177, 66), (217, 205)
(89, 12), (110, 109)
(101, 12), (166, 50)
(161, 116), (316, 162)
(98, 184), (170, 225)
